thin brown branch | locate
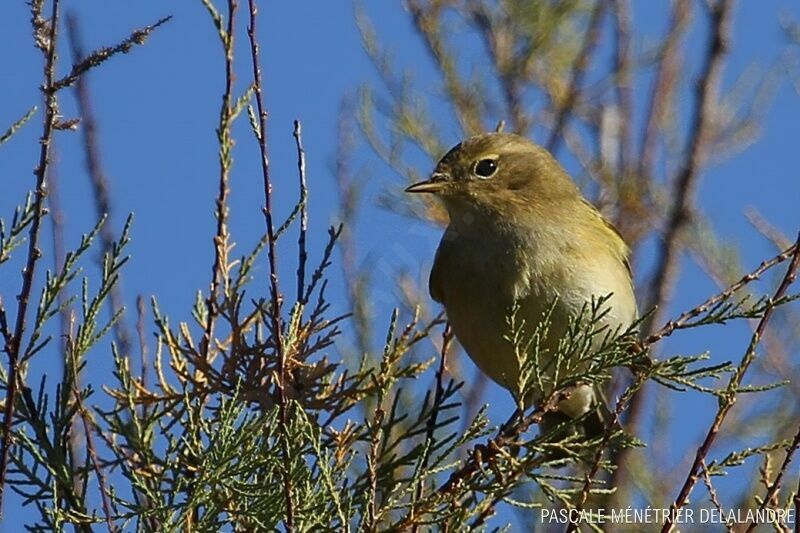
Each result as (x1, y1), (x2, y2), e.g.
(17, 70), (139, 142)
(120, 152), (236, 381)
(619, 1), (735, 480)
(638, 0), (691, 182)
(662, 232), (800, 530)
(44, 153), (70, 371)
(744, 424), (800, 533)
(644, 240), (798, 346)
(407, 0), (484, 136)
(68, 342), (116, 532)
(411, 324), (452, 532)
(546, 0), (606, 153)
(201, 0), (236, 361)
(293, 120), (308, 305)
(0, 299), (9, 349)
(67, 13), (133, 359)
(645, 0), (734, 334)
(334, 97), (372, 359)
(51, 16), (172, 93)
(700, 460), (726, 520)
(467, 4), (530, 134)
(0, 0), (61, 510)
(136, 295), (148, 406)
(246, 0), (294, 529)
(610, 0), (633, 176)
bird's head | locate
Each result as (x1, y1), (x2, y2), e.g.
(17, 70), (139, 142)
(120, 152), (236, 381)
(406, 133), (580, 217)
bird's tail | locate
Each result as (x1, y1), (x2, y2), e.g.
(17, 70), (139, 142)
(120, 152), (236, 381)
(538, 395), (613, 461)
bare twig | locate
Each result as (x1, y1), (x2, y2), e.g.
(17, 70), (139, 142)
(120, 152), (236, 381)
(662, 233), (800, 530)
(293, 121), (308, 305)
(68, 339), (116, 532)
(700, 460), (725, 517)
(638, 0), (691, 182)
(136, 295), (148, 404)
(407, 0), (484, 135)
(0, 0), (62, 510)
(610, 0), (633, 176)
(51, 16), (172, 93)
(744, 425), (800, 533)
(67, 13), (133, 360)
(246, 0), (295, 529)
(201, 0), (236, 361)
(546, 0), (606, 153)
(411, 324), (452, 532)
(644, 240), (798, 346)
(620, 1), (735, 478)
(645, 0), (734, 337)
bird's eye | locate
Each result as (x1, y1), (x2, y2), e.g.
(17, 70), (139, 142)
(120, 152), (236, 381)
(474, 158), (498, 178)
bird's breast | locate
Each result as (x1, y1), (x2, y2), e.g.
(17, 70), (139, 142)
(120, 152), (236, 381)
(435, 226), (549, 388)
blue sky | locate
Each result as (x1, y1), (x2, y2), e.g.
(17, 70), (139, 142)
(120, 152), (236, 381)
(1, 0), (799, 528)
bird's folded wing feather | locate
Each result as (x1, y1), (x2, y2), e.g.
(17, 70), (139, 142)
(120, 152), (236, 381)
(429, 241), (450, 303)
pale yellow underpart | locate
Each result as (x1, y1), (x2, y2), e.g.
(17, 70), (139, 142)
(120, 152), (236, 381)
(431, 198), (637, 417)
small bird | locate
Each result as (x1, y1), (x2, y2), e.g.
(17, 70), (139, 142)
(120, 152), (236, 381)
(406, 132), (637, 440)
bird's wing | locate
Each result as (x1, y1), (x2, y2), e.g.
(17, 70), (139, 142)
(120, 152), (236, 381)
(581, 198), (633, 280)
(429, 240), (449, 303)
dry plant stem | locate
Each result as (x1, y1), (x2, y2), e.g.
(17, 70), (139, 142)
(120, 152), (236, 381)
(700, 460), (725, 518)
(611, 0), (633, 175)
(744, 425), (800, 533)
(662, 233), (800, 531)
(645, 240), (799, 345)
(293, 121), (308, 305)
(69, 344), (115, 532)
(467, 4), (528, 134)
(638, 0), (691, 182)
(645, 0), (733, 337)
(246, 0), (295, 529)
(202, 0), (236, 362)
(407, 0), (483, 135)
(0, 0), (61, 510)
(545, 0), (606, 154)
(51, 16), (171, 93)
(334, 98), (372, 359)
(622, 0), (733, 478)
(411, 324), (452, 532)
(66, 14), (133, 359)
(136, 296), (148, 393)
(45, 163), (69, 361)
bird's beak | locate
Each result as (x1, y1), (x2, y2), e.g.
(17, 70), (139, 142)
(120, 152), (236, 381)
(405, 172), (450, 194)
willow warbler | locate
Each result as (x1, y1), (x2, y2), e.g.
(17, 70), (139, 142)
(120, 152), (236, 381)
(406, 133), (637, 438)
